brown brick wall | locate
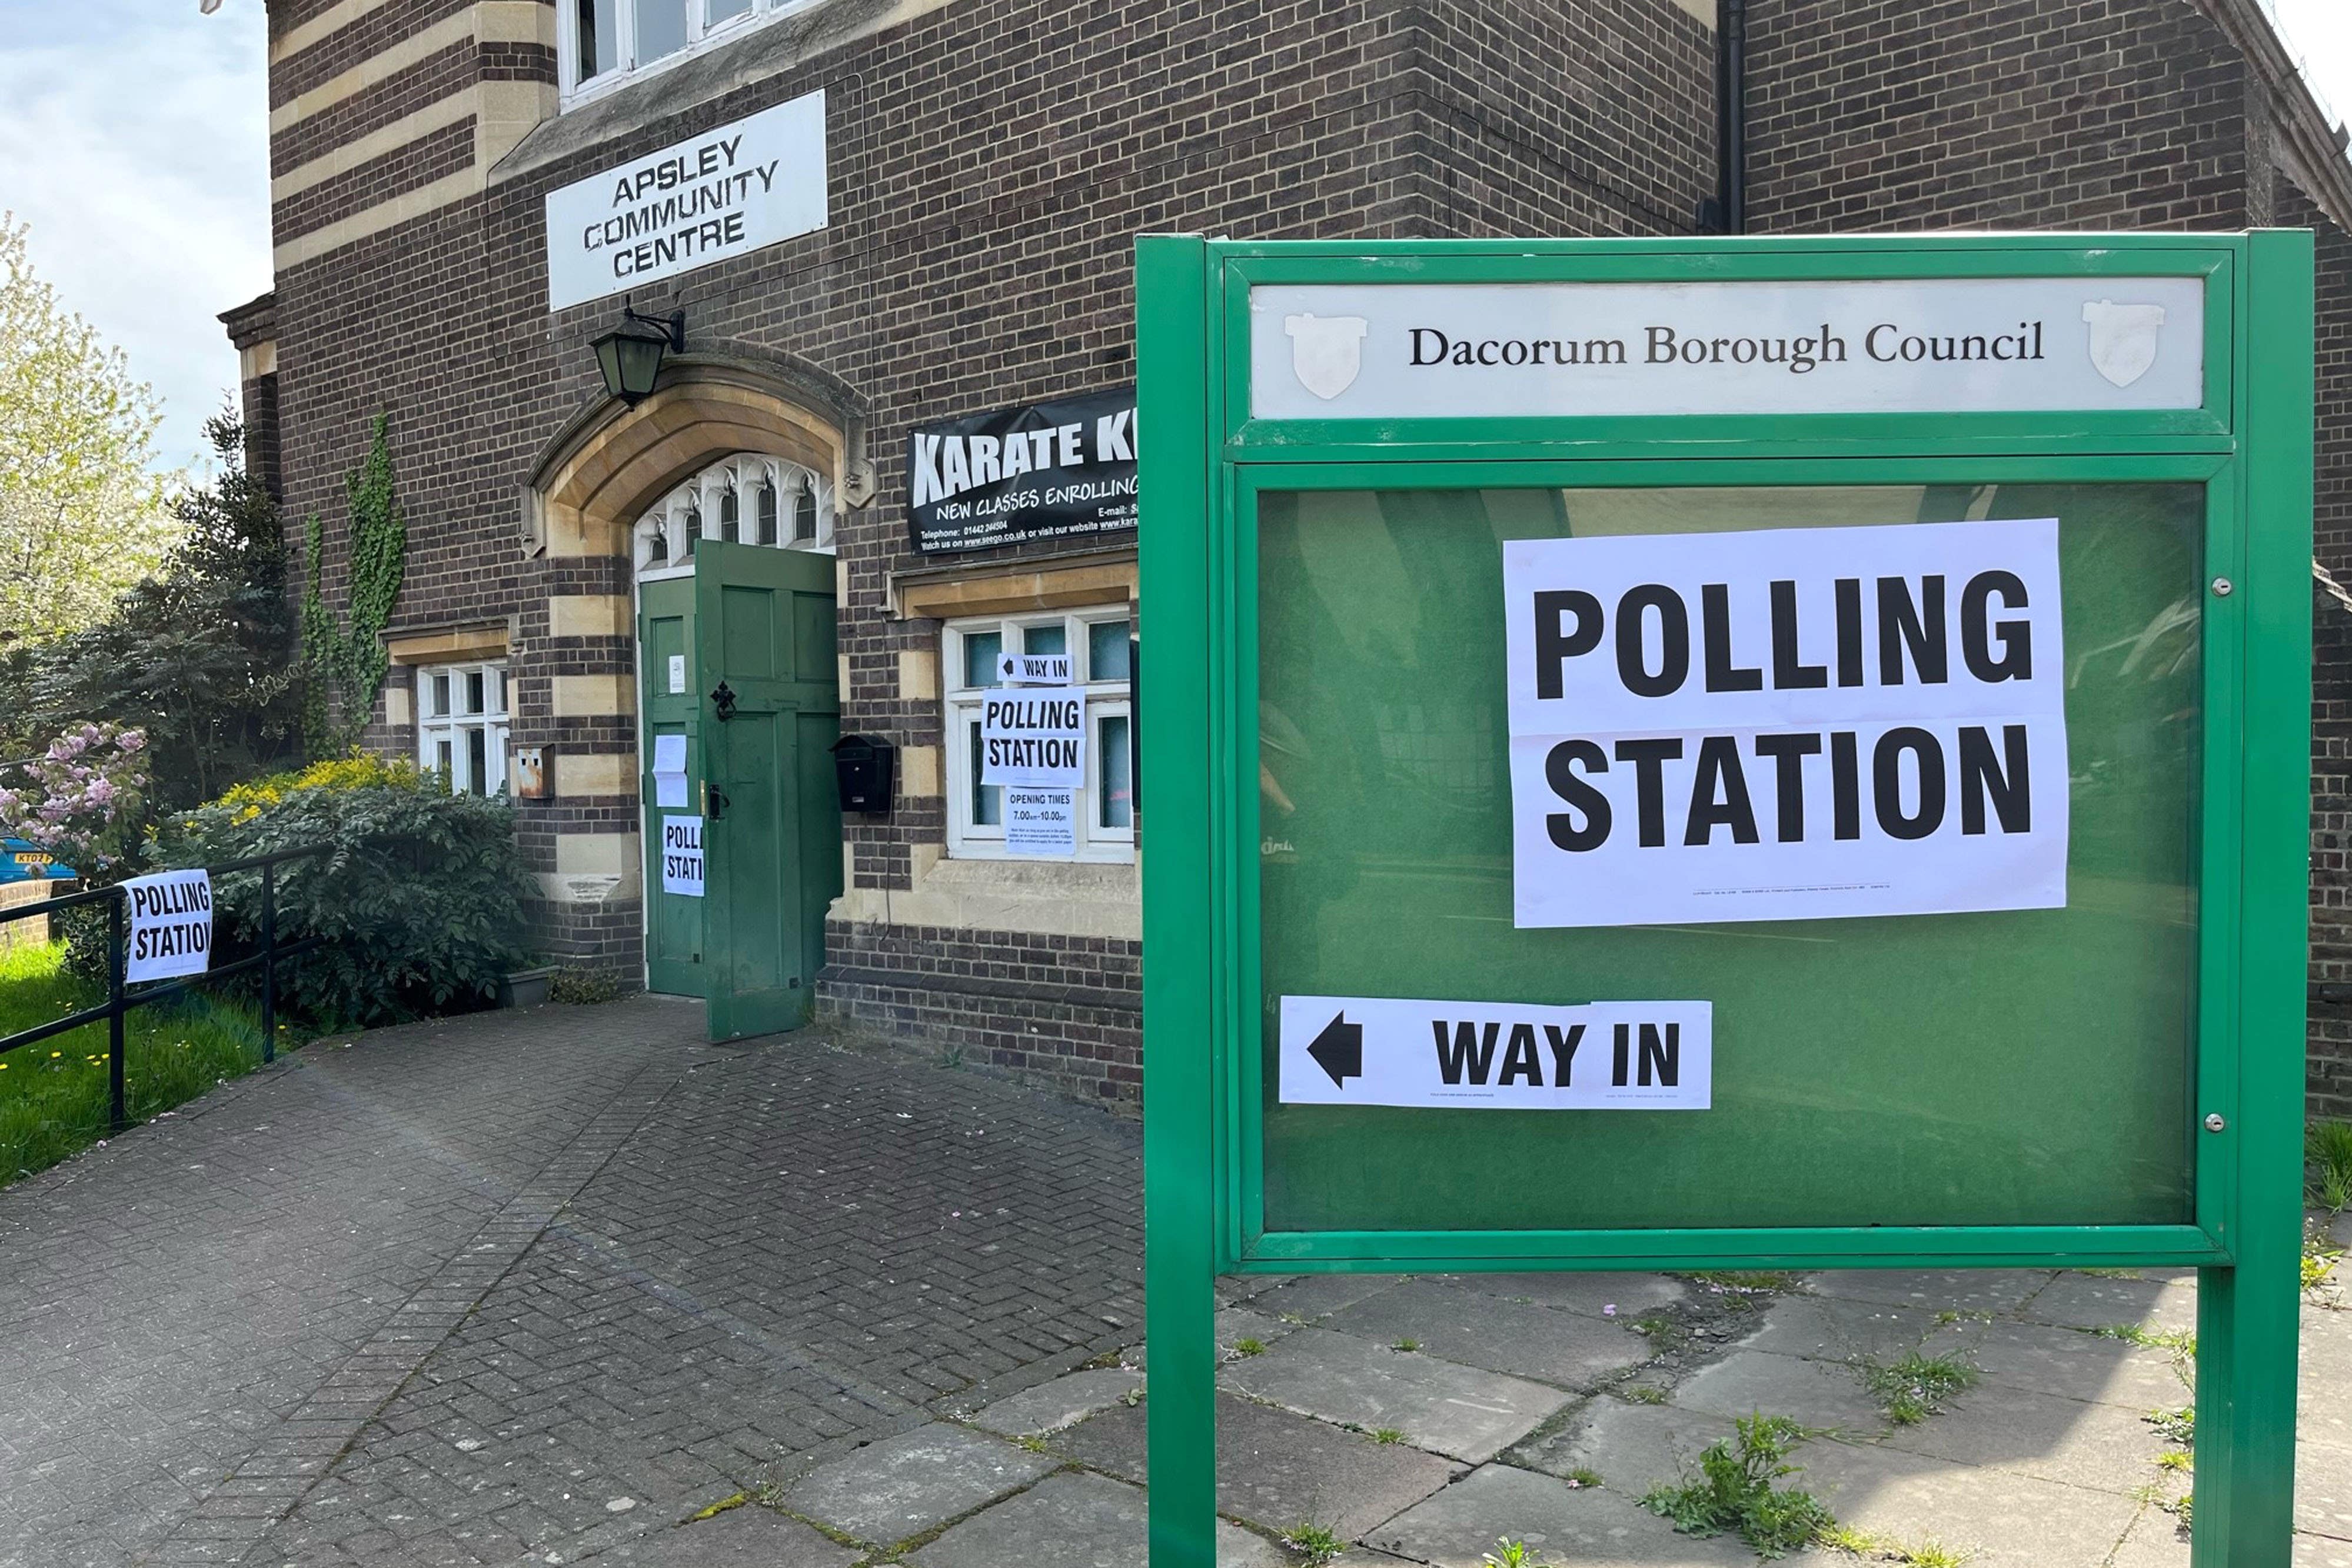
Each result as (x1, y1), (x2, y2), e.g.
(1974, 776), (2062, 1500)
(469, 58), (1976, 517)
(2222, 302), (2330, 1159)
(272, 39), (555, 176)
(2283, 175), (2352, 1122)
(273, 118), (477, 242)
(823, 920), (1143, 1106)
(270, 0), (491, 109)
(1745, 0), (2253, 235)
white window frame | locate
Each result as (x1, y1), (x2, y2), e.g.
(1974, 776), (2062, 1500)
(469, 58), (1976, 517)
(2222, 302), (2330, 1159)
(943, 608), (1135, 864)
(633, 451), (834, 578)
(558, 0), (821, 108)
(415, 661), (511, 797)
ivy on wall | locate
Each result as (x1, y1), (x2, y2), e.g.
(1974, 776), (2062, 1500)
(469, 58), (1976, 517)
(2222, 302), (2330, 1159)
(301, 412), (407, 756)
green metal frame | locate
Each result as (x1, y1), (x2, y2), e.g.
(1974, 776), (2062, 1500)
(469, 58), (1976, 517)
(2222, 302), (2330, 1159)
(1138, 232), (2312, 1566)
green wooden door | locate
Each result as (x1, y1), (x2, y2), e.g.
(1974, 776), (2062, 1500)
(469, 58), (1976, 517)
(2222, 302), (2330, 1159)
(638, 574), (703, 996)
(695, 540), (843, 1041)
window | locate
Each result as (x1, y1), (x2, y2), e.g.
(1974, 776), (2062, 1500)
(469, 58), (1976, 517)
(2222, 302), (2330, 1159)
(417, 661), (510, 797)
(563, 0), (814, 104)
(944, 608), (1135, 861)
(635, 452), (833, 574)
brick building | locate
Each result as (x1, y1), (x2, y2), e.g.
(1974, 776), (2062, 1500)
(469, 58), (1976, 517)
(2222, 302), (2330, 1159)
(225, 0), (2349, 1111)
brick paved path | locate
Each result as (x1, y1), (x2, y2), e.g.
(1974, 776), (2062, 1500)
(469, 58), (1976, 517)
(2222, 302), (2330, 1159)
(0, 999), (1142, 1568)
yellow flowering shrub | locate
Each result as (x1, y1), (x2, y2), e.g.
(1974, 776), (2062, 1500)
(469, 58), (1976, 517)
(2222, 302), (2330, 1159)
(202, 753), (423, 824)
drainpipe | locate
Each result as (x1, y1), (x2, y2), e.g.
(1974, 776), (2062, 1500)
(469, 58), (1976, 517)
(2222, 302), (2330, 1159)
(1714, 0), (1748, 235)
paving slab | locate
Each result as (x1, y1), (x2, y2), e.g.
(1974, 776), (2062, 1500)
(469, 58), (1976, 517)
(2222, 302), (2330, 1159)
(1802, 1270), (2058, 1316)
(1119, 1307), (1301, 1373)
(1794, 1436), (2141, 1567)
(576, 1503), (861, 1566)
(1052, 1391), (1457, 1539)
(2300, 1529), (2352, 1568)
(1364, 1462), (1754, 1567)
(1732, 1291), (1937, 1364)
(2300, 1426), (2352, 1542)
(1513, 1398), (1734, 1494)
(1223, 1327), (1571, 1464)
(2023, 1273), (2200, 1336)
(1250, 1274), (1409, 1323)
(968, 1368), (1145, 1439)
(777, 1423), (1059, 1547)
(2105, 1507), (2191, 1568)
(1433, 1273), (1693, 1320)
(1322, 1279), (1652, 1391)
(1918, 1315), (2190, 1410)
(905, 1470), (1284, 1568)
(1668, 1350), (1888, 1435)
(1875, 1381), (2170, 1494)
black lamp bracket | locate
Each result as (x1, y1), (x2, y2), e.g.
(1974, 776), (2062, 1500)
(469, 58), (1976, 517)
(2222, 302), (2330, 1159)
(619, 298), (687, 351)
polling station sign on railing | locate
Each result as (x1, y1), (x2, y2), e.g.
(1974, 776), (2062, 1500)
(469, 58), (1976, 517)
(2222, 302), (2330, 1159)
(0, 845), (330, 1131)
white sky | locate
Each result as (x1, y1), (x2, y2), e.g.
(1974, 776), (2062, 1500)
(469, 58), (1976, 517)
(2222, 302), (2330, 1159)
(0, 0), (2341, 477)
(0, 0), (270, 472)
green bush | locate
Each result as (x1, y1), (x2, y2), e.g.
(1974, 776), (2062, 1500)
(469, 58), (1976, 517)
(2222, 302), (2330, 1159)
(156, 755), (529, 1026)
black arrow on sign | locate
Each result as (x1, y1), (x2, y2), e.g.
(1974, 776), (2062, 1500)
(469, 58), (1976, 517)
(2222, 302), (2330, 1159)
(1306, 1011), (1363, 1088)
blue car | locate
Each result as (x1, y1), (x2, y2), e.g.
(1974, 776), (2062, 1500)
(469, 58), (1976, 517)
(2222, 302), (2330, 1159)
(0, 838), (77, 885)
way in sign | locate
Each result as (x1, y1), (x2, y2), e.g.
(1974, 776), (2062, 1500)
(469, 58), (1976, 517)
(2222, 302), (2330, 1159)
(1277, 994), (1711, 1110)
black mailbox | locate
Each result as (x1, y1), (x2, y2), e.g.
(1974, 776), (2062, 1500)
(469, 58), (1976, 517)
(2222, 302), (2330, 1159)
(830, 734), (897, 814)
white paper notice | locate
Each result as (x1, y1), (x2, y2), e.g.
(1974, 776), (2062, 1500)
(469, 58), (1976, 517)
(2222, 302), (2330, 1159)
(1004, 785), (1078, 856)
(999, 652), (1073, 685)
(980, 688), (1085, 787)
(1504, 518), (2068, 928)
(651, 734), (690, 808)
(1279, 994), (1711, 1110)
(667, 655), (687, 695)
(660, 815), (706, 897)
(123, 868), (212, 983)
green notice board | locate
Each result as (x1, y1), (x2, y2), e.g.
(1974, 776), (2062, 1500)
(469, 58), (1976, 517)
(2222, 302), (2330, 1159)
(1138, 235), (2312, 1567)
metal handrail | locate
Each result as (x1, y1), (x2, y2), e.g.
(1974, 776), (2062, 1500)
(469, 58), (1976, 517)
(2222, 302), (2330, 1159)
(0, 842), (335, 1130)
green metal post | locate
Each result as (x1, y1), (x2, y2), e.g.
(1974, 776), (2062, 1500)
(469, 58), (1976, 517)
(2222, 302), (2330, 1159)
(1137, 231), (1220, 1568)
(2191, 227), (2313, 1567)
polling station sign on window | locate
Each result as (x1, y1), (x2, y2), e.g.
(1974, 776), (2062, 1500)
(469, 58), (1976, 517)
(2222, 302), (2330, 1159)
(908, 387), (1137, 554)
(980, 686), (1086, 856)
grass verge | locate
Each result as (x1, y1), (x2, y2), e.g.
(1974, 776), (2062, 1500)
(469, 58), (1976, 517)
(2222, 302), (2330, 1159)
(1, 940), (286, 1188)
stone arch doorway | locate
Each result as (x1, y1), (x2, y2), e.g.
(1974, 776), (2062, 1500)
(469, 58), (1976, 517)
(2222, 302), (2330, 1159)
(525, 359), (859, 1038)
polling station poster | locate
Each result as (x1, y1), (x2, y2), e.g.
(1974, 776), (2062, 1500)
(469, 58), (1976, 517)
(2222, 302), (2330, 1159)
(907, 387), (1136, 554)
(660, 816), (706, 897)
(123, 868), (212, 984)
(1004, 785), (1079, 857)
(1503, 518), (2069, 928)
(979, 688), (1086, 788)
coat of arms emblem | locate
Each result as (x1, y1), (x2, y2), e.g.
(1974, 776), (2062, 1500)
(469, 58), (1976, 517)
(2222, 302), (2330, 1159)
(1285, 313), (1369, 401)
(2080, 299), (2167, 389)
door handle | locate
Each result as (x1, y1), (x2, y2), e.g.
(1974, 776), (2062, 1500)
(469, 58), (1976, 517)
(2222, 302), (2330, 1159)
(703, 780), (728, 821)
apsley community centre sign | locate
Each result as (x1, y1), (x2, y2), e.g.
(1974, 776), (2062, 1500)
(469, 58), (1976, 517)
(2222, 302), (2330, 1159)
(545, 92), (828, 312)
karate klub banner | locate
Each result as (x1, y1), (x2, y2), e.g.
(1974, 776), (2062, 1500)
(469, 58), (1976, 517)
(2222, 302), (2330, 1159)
(1504, 517), (2069, 929)
(907, 387), (1136, 554)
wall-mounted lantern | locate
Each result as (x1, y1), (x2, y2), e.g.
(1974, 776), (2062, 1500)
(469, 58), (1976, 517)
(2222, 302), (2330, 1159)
(591, 301), (686, 405)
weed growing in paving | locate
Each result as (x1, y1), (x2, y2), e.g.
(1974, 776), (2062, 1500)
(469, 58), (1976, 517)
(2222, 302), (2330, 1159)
(1684, 1270), (1802, 1294)
(1859, 1352), (1978, 1425)
(1, 941), (278, 1187)
(2155, 1449), (2194, 1474)
(2309, 1118), (2352, 1211)
(1391, 1337), (1420, 1353)
(1227, 1337), (1267, 1358)
(1282, 1521), (1345, 1565)
(1482, 1538), (1549, 1567)
(2146, 1405), (2195, 1446)
(1621, 1383), (1669, 1405)
(1370, 1427), (1406, 1444)
(2305, 1233), (2342, 1293)
(1641, 1413), (1835, 1560)
(1565, 1468), (1602, 1489)
(2084, 1324), (2196, 1355)
(1819, 1523), (1973, 1565)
